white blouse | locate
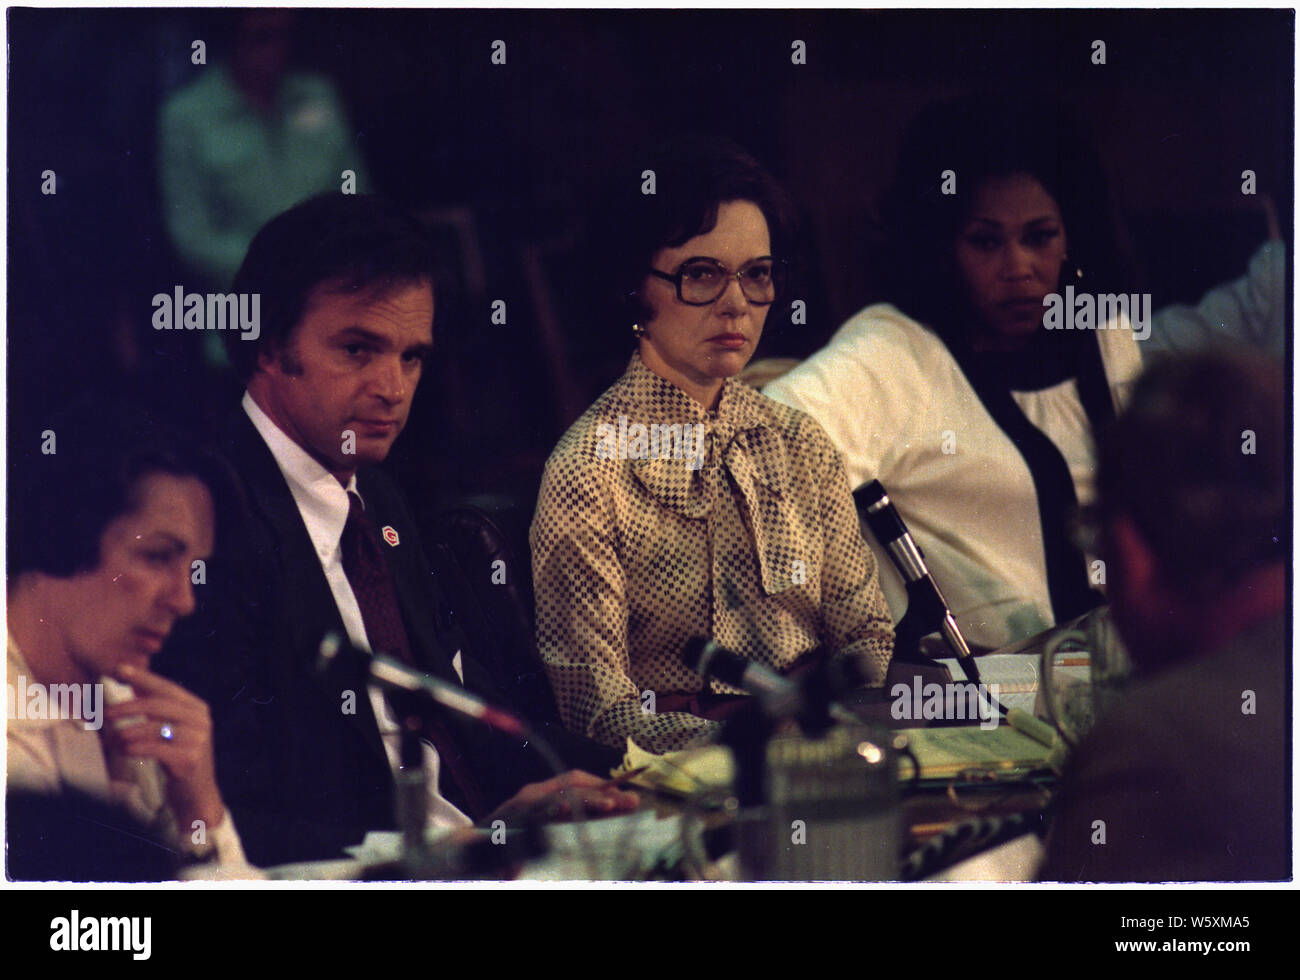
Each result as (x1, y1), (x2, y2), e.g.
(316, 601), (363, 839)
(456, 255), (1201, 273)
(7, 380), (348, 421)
(764, 303), (1143, 650)
(6, 635), (252, 875)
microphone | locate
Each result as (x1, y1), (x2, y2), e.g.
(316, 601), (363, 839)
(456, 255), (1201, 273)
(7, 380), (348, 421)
(314, 632), (527, 738)
(315, 634), (611, 878)
(855, 480), (978, 674)
(681, 637), (863, 728)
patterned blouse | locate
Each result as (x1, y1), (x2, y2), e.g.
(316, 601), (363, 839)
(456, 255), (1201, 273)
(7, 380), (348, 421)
(531, 352), (894, 754)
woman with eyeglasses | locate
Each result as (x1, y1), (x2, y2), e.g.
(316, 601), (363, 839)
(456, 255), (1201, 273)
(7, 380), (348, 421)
(531, 136), (893, 755)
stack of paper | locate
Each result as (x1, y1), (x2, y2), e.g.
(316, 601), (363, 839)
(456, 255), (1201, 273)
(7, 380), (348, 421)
(612, 738), (734, 797)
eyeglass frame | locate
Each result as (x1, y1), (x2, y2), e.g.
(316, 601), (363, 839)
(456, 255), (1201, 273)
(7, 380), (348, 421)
(645, 256), (786, 306)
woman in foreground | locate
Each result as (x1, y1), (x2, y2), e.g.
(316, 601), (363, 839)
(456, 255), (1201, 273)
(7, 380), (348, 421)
(7, 408), (252, 878)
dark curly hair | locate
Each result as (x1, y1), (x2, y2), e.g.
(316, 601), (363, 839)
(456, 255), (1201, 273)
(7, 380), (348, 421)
(875, 92), (1132, 343)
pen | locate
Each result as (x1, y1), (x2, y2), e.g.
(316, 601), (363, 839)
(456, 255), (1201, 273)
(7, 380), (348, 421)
(604, 766), (650, 789)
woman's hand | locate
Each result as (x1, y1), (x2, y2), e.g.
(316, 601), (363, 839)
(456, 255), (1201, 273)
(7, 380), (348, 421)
(485, 770), (640, 827)
(102, 663), (226, 835)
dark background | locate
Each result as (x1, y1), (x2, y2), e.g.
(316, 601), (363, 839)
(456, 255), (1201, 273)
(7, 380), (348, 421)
(7, 7), (1293, 546)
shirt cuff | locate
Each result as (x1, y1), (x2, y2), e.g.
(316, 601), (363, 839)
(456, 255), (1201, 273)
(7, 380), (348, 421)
(179, 809), (258, 877)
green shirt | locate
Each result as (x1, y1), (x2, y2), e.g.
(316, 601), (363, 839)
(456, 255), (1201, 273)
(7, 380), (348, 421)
(159, 65), (367, 290)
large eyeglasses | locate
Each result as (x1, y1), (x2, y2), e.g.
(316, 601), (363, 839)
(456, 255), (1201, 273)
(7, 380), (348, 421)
(647, 257), (786, 306)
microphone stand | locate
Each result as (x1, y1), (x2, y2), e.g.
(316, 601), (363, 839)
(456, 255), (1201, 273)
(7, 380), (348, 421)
(854, 480), (980, 684)
(707, 651), (861, 807)
(395, 712), (431, 873)
(718, 702), (775, 809)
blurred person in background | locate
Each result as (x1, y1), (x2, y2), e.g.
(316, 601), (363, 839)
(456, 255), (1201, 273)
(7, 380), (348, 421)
(159, 9), (369, 295)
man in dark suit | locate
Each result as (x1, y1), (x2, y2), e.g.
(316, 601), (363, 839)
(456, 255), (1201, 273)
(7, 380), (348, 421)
(159, 194), (634, 869)
(1039, 349), (1289, 882)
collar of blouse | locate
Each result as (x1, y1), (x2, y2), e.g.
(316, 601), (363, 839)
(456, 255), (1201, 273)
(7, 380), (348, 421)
(618, 353), (802, 597)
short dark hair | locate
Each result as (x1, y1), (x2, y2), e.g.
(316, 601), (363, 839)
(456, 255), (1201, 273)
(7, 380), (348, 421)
(591, 134), (797, 329)
(7, 401), (243, 580)
(1096, 349), (1286, 601)
(226, 194), (439, 381)
(876, 93), (1130, 339)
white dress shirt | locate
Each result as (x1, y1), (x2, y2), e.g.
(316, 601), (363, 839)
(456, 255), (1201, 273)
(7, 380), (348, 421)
(242, 392), (473, 835)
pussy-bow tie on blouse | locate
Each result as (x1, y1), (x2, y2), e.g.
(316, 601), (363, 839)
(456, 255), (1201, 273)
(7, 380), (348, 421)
(628, 390), (805, 599)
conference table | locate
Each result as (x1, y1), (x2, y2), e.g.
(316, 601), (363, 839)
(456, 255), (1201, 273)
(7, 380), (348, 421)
(258, 618), (1104, 882)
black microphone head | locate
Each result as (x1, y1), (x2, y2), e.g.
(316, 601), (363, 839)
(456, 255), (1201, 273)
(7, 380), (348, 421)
(314, 631), (370, 688)
(682, 637), (750, 687)
(315, 631), (345, 674)
(681, 636), (711, 673)
(854, 479), (908, 546)
(857, 480), (887, 508)
(825, 651), (876, 694)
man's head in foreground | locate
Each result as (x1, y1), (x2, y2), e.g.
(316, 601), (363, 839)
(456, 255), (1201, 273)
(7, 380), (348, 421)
(1095, 347), (1286, 669)
(232, 194), (437, 482)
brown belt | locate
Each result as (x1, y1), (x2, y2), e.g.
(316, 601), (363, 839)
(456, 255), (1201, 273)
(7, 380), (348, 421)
(654, 646), (829, 722)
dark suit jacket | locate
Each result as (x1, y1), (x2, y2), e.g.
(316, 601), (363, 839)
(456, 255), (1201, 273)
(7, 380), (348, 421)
(1038, 611), (1290, 882)
(157, 410), (556, 868)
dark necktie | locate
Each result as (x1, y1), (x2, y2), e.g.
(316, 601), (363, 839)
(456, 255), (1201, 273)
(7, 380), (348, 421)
(339, 491), (486, 818)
